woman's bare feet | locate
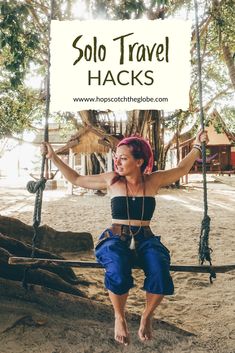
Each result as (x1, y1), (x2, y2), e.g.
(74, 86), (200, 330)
(138, 314), (152, 341)
(114, 316), (130, 346)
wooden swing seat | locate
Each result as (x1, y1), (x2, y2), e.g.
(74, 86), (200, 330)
(8, 257), (235, 274)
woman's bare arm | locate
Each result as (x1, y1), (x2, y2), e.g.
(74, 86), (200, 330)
(149, 130), (208, 190)
(152, 148), (200, 188)
(42, 142), (114, 190)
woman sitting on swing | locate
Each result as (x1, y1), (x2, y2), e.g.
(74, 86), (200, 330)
(42, 130), (207, 346)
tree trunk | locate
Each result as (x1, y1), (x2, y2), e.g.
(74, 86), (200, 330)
(0, 215), (94, 253)
(152, 110), (164, 170)
(90, 153), (100, 174)
(212, 0), (235, 91)
(222, 42), (235, 91)
(79, 110), (99, 126)
(95, 153), (106, 172)
(0, 234), (89, 297)
(175, 116), (180, 188)
(125, 110), (139, 136)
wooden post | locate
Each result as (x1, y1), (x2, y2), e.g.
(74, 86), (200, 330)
(81, 153), (86, 175)
(114, 114), (117, 135)
(107, 148), (113, 172)
(68, 148), (74, 195)
(120, 116), (122, 135)
(181, 173), (189, 184)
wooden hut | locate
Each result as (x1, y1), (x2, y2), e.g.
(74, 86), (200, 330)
(170, 110), (235, 176)
(56, 126), (121, 194)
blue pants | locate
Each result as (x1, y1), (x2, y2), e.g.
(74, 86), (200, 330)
(95, 228), (174, 296)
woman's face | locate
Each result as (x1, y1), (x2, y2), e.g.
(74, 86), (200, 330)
(113, 145), (143, 176)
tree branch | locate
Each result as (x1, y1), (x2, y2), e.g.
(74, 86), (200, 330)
(25, 0), (47, 33)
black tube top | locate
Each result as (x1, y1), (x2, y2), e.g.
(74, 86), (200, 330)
(111, 196), (156, 221)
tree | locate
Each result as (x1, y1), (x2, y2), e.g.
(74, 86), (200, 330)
(0, 0), (234, 169)
(211, 0), (235, 90)
(0, 85), (43, 138)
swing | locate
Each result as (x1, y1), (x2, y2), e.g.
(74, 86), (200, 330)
(8, 0), (235, 282)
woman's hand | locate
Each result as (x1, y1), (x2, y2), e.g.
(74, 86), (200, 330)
(40, 142), (56, 160)
(194, 130), (209, 145)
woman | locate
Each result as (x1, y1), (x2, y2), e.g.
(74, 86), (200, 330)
(42, 130), (207, 346)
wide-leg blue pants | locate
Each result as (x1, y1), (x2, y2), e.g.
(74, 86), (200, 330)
(95, 227), (174, 296)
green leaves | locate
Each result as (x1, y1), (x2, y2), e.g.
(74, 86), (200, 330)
(0, 0), (234, 139)
(0, 84), (42, 138)
(0, 1), (40, 88)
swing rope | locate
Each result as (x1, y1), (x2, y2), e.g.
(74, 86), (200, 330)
(194, 0), (215, 283)
(22, 0), (54, 288)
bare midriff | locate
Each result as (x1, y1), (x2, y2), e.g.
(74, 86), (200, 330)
(112, 219), (151, 226)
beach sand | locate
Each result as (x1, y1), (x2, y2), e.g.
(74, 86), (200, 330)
(0, 177), (235, 352)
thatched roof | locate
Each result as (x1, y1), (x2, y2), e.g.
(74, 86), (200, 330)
(56, 126), (122, 155)
(208, 110), (235, 143)
(32, 127), (72, 145)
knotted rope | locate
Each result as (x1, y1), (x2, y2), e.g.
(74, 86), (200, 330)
(26, 167), (47, 257)
(194, 0), (216, 283)
(23, 155), (48, 289)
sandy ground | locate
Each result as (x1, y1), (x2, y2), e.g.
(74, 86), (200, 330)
(0, 175), (235, 353)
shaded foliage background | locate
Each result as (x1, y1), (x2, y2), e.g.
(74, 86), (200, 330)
(0, 0), (234, 167)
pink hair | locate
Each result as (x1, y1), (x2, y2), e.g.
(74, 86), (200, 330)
(112, 136), (153, 184)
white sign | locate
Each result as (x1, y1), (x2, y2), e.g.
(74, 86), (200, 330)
(50, 20), (191, 111)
